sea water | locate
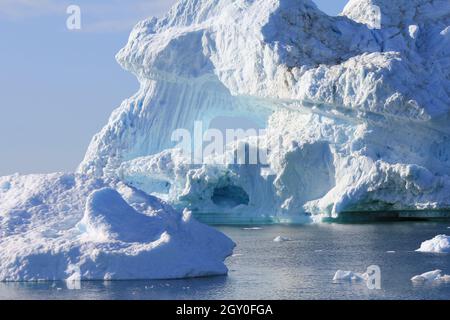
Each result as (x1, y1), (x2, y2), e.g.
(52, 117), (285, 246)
(1, 222), (450, 300)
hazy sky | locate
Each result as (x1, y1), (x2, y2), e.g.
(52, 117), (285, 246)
(0, 0), (349, 176)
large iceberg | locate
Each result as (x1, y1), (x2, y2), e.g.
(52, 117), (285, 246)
(78, 0), (450, 222)
(1, 0), (450, 280)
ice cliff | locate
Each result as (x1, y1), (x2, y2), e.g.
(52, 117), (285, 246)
(79, 0), (450, 221)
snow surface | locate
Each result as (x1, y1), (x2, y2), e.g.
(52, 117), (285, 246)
(0, 174), (234, 281)
(411, 270), (450, 283)
(416, 235), (450, 253)
(77, 0), (450, 222)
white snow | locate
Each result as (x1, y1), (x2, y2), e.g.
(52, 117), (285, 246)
(75, 0), (450, 222)
(416, 235), (450, 254)
(0, 174), (234, 281)
(411, 270), (450, 283)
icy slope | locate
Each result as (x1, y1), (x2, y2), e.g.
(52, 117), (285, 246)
(0, 174), (234, 281)
(78, 0), (450, 221)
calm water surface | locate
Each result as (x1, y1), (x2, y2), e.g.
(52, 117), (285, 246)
(1, 222), (450, 300)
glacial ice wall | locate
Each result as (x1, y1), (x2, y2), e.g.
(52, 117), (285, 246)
(79, 0), (450, 221)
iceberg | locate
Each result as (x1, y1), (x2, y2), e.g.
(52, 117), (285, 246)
(411, 270), (450, 283)
(0, 174), (234, 281)
(2, 0), (450, 280)
(77, 0), (450, 222)
(333, 270), (368, 282)
(416, 235), (450, 253)
(273, 236), (291, 242)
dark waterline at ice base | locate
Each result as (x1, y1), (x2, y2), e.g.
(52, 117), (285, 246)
(1, 221), (450, 300)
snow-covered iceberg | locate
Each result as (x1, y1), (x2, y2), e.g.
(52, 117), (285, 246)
(0, 174), (234, 281)
(416, 235), (450, 253)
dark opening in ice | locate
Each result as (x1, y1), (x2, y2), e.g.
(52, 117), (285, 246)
(212, 185), (250, 208)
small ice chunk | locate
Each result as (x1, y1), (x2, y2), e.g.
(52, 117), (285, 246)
(243, 227), (263, 230)
(333, 270), (368, 282)
(416, 235), (450, 253)
(409, 25), (419, 39)
(66, 277), (81, 290)
(386, 251), (396, 254)
(273, 236), (291, 242)
(411, 270), (450, 283)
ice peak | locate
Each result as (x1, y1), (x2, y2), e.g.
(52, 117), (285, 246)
(158, 0), (322, 28)
(343, 0), (450, 28)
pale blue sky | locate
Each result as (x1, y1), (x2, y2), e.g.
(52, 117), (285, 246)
(0, 0), (349, 175)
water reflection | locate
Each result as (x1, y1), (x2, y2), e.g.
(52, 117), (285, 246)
(0, 276), (229, 300)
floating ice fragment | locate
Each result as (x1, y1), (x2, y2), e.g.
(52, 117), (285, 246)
(416, 235), (450, 253)
(0, 174), (235, 281)
(333, 270), (368, 282)
(409, 25), (419, 39)
(273, 236), (291, 242)
(411, 270), (450, 283)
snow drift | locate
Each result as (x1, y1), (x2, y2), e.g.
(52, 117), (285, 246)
(78, 0), (450, 222)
